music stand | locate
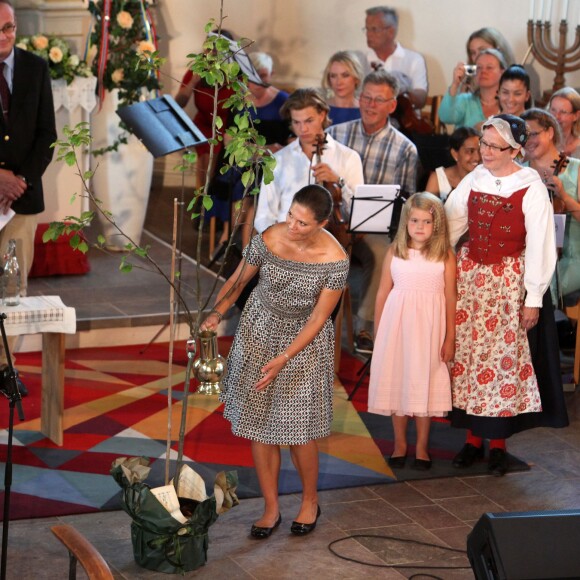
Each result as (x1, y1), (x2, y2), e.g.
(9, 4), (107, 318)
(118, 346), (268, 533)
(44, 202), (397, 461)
(116, 95), (207, 349)
(117, 95), (207, 157)
(348, 184), (401, 238)
(346, 184), (403, 402)
(207, 32), (267, 87)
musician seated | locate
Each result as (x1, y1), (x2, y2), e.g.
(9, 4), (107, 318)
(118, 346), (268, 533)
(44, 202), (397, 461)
(253, 88), (365, 339)
(328, 70), (418, 353)
(254, 88), (363, 235)
(522, 108), (580, 303)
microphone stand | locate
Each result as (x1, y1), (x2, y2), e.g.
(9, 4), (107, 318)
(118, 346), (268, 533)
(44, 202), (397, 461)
(0, 312), (25, 580)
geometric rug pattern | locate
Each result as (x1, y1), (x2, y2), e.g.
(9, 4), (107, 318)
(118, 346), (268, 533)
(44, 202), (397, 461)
(0, 340), (529, 520)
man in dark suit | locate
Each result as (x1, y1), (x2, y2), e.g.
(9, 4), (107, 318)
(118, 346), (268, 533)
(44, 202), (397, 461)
(0, 0), (57, 370)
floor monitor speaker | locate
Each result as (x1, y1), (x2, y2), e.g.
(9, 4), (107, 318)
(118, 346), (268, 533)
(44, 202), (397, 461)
(467, 509), (580, 579)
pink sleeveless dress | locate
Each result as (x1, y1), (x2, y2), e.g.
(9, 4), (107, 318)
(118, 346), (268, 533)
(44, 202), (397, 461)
(368, 249), (452, 417)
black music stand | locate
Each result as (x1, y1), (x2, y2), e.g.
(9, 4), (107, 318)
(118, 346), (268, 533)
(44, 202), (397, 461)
(117, 95), (207, 157)
(346, 185), (404, 402)
(348, 184), (401, 238)
(117, 95), (207, 350)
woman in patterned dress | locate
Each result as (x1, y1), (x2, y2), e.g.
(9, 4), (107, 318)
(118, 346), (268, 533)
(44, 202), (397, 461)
(201, 185), (349, 538)
(445, 114), (568, 477)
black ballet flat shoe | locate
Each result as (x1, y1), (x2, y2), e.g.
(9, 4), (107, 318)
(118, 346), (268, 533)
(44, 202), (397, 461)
(412, 458), (432, 471)
(388, 455), (407, 468)
(488, 448), (508, 477)
(290, 505), (321, 536)
(452, 443), (484, 468)
(250, 513), (282, 539)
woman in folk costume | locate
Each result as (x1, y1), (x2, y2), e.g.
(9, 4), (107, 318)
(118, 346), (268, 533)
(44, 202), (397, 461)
(445, 114), (568, 476)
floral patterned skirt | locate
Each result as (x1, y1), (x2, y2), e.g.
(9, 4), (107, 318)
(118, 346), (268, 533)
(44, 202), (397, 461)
(451, 246), (542, 418)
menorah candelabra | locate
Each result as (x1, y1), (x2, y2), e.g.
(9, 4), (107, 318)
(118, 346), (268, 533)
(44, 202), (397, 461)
(527, 15), (580, 92)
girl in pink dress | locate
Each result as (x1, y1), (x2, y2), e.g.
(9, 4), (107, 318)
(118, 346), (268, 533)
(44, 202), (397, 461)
(369, 193), (456, 471)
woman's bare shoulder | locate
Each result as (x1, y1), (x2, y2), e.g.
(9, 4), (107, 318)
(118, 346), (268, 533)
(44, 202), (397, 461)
(323, 230), (349, 261)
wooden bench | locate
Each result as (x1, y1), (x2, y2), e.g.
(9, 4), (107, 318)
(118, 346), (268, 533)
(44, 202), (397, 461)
(50, 525), (113, 580)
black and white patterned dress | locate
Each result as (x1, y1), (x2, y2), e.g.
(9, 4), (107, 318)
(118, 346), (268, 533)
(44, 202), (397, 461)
(220, 234), (349, 445)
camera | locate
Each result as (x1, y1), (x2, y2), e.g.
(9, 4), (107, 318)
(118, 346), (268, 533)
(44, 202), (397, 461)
(464, 64), (477, 76)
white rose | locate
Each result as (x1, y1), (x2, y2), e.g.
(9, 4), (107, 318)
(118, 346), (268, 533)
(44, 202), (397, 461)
(116, 11), (134, 30)
(49, 47), (63, 64)
(111, 68), (124, 84)
(69, 54), (80, 67)
(16, 42), (27, 51)
(32, 35), (49, 50)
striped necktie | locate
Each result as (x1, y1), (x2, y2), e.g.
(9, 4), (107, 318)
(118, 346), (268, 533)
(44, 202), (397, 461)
(0, 62), (11, 121)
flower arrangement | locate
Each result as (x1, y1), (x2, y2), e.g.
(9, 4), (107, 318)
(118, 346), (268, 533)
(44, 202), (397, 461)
(87, 0), (161, 107)
(16, 34), (92, 84)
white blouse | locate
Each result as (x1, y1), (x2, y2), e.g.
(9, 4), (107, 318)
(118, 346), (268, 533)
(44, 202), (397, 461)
(445, 164), (557, 308)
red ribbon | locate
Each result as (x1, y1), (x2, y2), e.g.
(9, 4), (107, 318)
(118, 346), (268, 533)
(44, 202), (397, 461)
(96, 0), (112, 109)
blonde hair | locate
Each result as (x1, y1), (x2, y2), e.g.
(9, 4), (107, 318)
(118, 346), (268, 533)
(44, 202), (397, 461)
(322, 51), (364, 92)
(393, 192), (450, 262)
(466, 27), (515, 66)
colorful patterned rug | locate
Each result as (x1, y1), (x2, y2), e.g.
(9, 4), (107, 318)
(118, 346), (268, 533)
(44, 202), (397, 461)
(0, 341), (529, 520)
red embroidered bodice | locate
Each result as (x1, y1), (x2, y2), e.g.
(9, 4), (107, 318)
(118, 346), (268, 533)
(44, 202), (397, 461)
(466, 188), (528, 265)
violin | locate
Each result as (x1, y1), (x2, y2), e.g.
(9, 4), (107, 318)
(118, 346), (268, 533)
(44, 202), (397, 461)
(313, 134), (350, 247)
(548, 153), (569, 214)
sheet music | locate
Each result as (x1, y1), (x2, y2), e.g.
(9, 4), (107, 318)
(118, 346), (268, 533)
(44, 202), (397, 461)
(354, 184), (400, 200)
(150, 484), (188, 523)
(349, 184), (401, 234)
(554, 214), (566, 248)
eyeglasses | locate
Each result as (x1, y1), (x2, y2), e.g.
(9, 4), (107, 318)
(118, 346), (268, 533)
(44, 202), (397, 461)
(527, 129), (547, 139)
(360, 94), (395, 106)
(549, 108), (574, 117)
(0, 23), (16, 36)
(362, 26), (390, 33)
(479, 139), (512, 152)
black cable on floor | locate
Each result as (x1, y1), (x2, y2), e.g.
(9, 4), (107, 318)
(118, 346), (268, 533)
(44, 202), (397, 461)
(328, 533), (472, 579)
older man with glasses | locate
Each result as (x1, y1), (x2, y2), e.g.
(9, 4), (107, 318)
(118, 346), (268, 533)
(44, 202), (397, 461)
(0, 0), (57, 392)
(362, 5), (428, 110)
(328, 69), (418, 354)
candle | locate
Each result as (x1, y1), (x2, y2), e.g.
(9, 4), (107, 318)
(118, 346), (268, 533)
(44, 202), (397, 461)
(562, 0), (569, 21)
(530, 0), (535, 20)
(545, 0), (553, 21)
(538, 0), (544, 20)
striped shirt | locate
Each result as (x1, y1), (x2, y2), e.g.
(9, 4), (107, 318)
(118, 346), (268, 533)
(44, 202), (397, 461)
(328, 120), (418, 195)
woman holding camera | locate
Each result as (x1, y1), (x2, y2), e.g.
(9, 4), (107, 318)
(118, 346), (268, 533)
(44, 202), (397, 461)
(439, 49), (506, 130)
